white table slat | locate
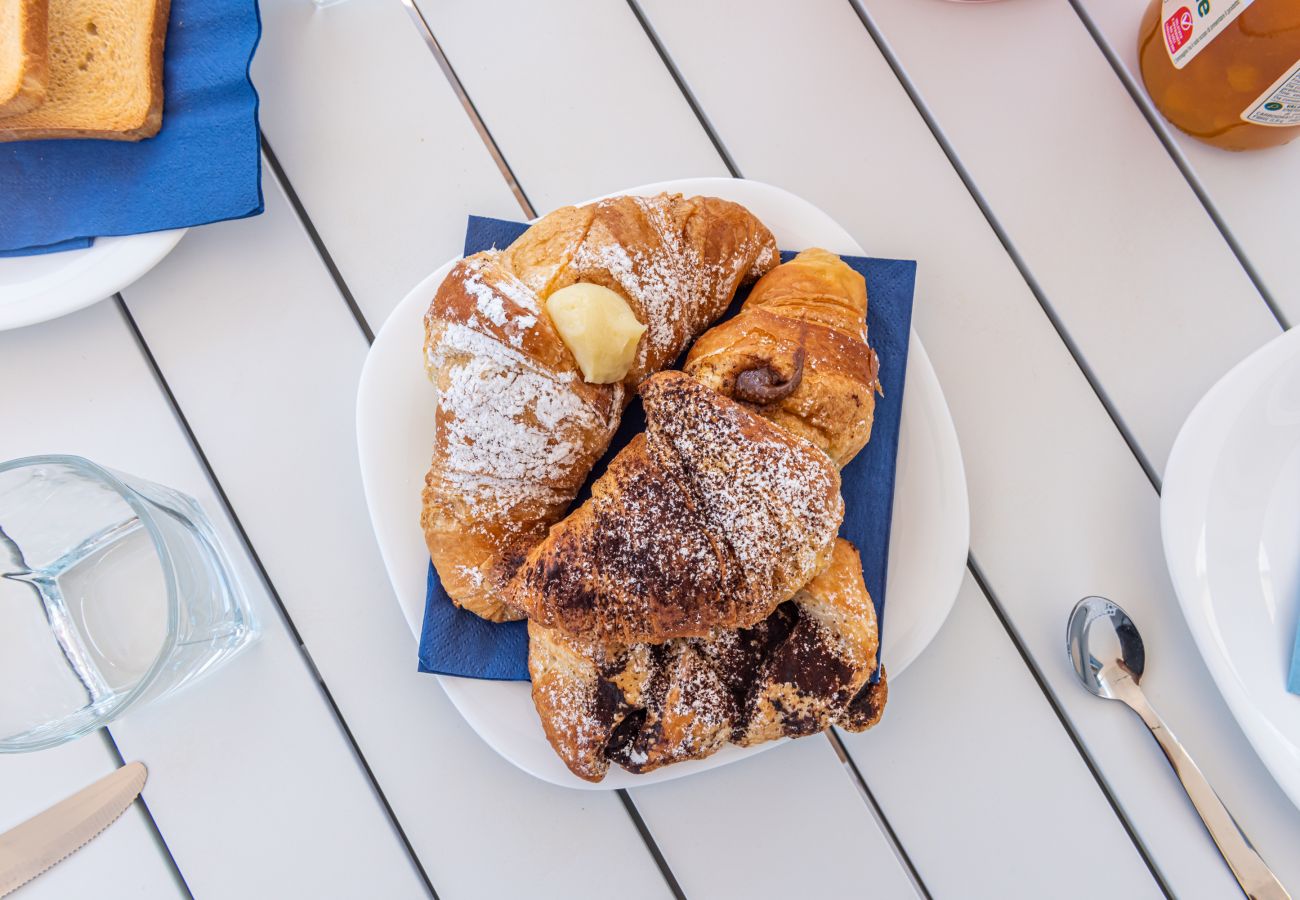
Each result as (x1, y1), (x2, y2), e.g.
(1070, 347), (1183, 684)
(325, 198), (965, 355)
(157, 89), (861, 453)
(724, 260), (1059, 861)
(0, 300), (430, 898)
(634, 0), (1300, 895)
(841, 574), (1161, 898)
(412, 0), (730, 215)
(628, 737), (918, 899)
(860, 0), (1281, 473)
(1075, 0), (1300, 326)
(0, 735), (184, 899)
(253, 0), (523, 328)
(250, 0), (926, 889)
(118, 161), (674, 900)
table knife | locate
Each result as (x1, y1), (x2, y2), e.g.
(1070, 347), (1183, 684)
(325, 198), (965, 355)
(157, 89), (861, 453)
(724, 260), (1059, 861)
(0, 762), (148, 896)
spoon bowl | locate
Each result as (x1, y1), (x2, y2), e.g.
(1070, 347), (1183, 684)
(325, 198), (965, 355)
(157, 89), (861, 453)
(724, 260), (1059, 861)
(1066, 596), (1146, 700)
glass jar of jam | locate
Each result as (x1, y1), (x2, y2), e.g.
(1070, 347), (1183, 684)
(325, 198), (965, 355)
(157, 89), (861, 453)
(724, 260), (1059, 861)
(1139, 0), (1300, 150)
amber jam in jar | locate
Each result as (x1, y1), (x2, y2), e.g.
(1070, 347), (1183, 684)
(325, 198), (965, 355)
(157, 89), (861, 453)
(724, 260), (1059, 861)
(1139, 0), (1300, 150)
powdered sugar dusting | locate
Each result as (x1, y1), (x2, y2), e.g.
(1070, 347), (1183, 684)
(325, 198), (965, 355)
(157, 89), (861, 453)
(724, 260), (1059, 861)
(656, 382), (842, 594)
(459, 255), (539, 348)
(512, 373), (841, 643)
(430, 322), (618, 517)
(752, 240), (777, 273)
(456, 564), (485, 588)
(570, 195), (769, 373)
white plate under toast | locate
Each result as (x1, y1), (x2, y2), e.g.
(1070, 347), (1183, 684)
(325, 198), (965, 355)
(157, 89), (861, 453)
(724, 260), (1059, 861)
(0, 230), (186, 331)
(357, 178), (969, 789)
(1163, 326), (1300, 811)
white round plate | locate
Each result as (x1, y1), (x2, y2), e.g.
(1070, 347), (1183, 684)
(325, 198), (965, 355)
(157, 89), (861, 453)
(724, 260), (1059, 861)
(357, 178), (969, 789)
(1163, 326), (1300, 810)
(0, 229), (186, 331)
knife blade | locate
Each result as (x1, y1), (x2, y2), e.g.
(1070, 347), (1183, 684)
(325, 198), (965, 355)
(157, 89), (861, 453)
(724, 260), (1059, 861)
(0, 761), (148, 896)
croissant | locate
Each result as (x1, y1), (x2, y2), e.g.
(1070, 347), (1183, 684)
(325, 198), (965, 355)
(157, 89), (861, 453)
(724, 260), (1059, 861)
(506, 371), (844, 642)
(526, 249), (888, 780)
(685, 247), (880, 468)
(529, 539), (888, 782)
(422, 194), (777, 621)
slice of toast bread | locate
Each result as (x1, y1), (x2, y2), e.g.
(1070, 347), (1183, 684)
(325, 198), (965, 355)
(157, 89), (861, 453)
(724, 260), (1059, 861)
(0, 0), (169, 141)
(0, 0), (49, 118)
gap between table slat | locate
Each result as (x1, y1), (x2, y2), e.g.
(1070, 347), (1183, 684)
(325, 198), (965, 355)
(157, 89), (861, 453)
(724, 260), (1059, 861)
(96, 720), (195, 900)
(842, 0), (1161, 491)
(1065, 0), (1290, 332)
(114, 288), (440, 900)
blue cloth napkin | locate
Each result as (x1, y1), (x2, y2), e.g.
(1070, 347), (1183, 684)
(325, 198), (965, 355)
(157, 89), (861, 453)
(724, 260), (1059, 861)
(419, 216), (917, 682)
(0, 0), (263, 255)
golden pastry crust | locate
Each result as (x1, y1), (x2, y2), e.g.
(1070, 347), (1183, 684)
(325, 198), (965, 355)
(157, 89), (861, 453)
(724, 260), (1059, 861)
(736, 539), (880, 745)
(529, 539), (886, 782)
(422, 194), (777, 621)
(686, 247), (880, 468)
(506, 371), (843, 643)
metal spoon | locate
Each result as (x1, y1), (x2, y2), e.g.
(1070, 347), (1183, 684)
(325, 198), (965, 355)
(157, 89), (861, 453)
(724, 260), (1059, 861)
(1067, 596), (1289, 900)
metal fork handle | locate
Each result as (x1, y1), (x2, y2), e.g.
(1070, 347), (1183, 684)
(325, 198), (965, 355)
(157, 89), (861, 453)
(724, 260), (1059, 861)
(1119, 683), (1289, 900)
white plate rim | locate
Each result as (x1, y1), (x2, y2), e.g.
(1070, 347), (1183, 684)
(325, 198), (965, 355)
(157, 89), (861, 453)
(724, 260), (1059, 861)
(357, 177), (969, 789)
(0, 229), (187, 331)
(1162, 325), (1300, 810)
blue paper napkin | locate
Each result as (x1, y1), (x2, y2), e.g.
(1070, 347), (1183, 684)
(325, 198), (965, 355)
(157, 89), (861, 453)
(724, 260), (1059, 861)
(0, 238), (92, 258)
(0, 0), (263, 255)
(419, 216), (917, 682)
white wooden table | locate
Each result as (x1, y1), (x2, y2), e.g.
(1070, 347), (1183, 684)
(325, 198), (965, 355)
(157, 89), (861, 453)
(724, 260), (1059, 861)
(3, 0), (1298, 896)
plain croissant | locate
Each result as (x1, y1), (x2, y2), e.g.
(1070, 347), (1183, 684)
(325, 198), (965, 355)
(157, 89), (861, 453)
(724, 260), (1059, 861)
(422, 194), (777, 621)
(685, 247), (880, 468)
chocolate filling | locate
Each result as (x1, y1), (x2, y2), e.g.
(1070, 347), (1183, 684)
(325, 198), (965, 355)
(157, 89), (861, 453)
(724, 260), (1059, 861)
(733, 348), (806, 404)
(840, 669), (888, 730)
(597, 600), (876, 770)
(604, 709), (648, 762)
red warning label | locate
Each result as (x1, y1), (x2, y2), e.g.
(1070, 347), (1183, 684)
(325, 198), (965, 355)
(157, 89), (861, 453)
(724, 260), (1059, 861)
(1164, 6), (1193, 55)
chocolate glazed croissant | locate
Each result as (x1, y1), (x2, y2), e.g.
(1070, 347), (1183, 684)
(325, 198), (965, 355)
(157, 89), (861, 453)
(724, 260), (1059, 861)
(422, 194), (777, 622)
(526, 249), (888, 781)
(507, 371), (844, 643)
(529, 538), (886, 782)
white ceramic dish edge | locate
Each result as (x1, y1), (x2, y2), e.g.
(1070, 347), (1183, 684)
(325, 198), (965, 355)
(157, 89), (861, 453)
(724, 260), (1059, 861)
(1162, 325), (1300, 811)
(0, 229), (186, 331)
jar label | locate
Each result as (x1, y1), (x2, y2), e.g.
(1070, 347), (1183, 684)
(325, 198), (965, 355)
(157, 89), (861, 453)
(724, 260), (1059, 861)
(1161, 0), (1255, 69)
(1242, 58), (1300, 126)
